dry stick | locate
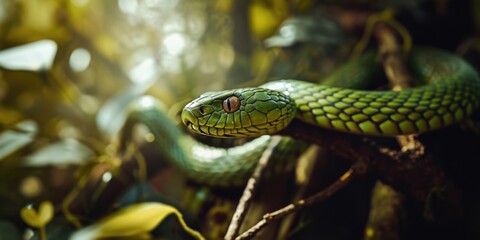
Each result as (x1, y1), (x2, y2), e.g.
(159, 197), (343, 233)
(236, 166), (358, 240)
(373, 23), (425, 156)
(224, 136), (283, 240)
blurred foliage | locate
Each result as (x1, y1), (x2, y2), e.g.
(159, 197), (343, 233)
(0, 0), (480, 239)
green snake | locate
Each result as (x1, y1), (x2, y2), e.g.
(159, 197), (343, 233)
(124, 48), (479, 186)
(182, 48), (480, 137)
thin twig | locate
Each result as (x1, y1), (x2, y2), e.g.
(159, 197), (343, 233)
(236, 165), (359, 240)
(224, 136), (283, 240)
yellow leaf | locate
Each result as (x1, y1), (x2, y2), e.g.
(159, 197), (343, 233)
(37, 201), (54, 226)
(20, 201), (53, 228)
(70, 202), (205, 240)
(20, 206), (41, 228)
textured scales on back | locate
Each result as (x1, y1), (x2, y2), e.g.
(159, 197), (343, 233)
(261, 49), (480, 136)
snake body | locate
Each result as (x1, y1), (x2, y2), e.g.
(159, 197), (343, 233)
(122, 97), (305, 186)
(182, 48), (480, 137)
(124, 48), (479, 187)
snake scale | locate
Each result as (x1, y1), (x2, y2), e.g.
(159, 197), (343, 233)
(124, 48), (480, 186)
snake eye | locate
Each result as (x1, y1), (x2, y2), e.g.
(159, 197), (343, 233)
(223, 96), (240, 113)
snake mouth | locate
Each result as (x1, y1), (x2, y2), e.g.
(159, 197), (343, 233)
(184, 121), (215, 136)
(185, 121), (198, 132)
(185, 120), (204, 135)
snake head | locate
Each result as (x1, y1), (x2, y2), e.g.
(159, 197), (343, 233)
(182, 88), (296, 137)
